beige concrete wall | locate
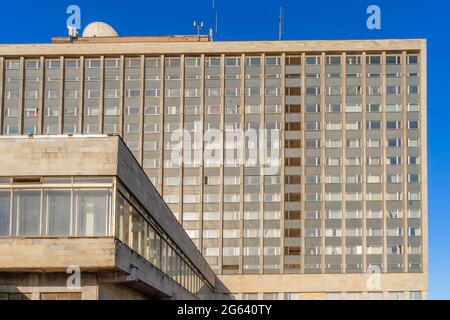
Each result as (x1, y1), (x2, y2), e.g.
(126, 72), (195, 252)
(0, 273), (98, 300)
(0, 135), (119, 177)
(218, 273), (427, 295)
(98, 283), (148, 300)
(0, 238), (196, 299)
(0, 273), (151, 300)
(0, 238), (116, 271)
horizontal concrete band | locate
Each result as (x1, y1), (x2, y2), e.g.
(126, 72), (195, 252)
(0, 39), (426, 56)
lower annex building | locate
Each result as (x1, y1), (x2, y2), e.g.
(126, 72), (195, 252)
(0, 135), (222, 300)
(0, 22), (427, 299)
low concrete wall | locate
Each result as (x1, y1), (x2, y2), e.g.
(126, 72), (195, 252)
(0, 237), (197, 300)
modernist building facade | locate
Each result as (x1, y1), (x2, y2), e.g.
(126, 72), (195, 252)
(0, 23), (427, 299)
(0, 135), (218, 300)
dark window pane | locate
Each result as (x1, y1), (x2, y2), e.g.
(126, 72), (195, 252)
(0, 191), (10, 236)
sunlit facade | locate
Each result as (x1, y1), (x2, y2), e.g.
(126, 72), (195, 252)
(0, 34), (428, 299)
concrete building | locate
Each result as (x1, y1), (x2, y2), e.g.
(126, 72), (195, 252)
(0, 135), (218, 300)
(0, 22), (427, 299)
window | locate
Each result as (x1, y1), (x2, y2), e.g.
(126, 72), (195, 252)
(185, 57), (200, 67)
(409, 121), (419, 129)
(183, 212), (199, 221)
(0, 191), (10, 236)
(266, 57), (281, 66)
(6, 91), (19, 100)
(306, 56), (320, 65)
(408, 86), (419, 94)
(387, 139), (401, 147)
(105, 59), (120, 68)
(326, 104), (341, 113)
(105, 89), (120, 98)
(306, 87), (320, 95)
(306, 104), (320, 113)
(86, 89), (100, 98)
(86, 59), (100, 69)
(284, 56), (301, 67)
(126, 58), (141, 68)
(74, 189), (111, 236)
(246, 87), (260, 96)
(203, 229), (219, 238)
(205, 57), (221, 67)
(266, 87), (280, 96)
(388, 292), (403, 300)
(65, 59), (80, 69)
(12, 190), (40, 236)
(26, 60), (40, 69)
(327, 292), (341, 300)
(386, 104), (401, 112)
(205, 247), (219, 257)
(347, 292), (362, 300)
(183, 195), (199, 204)
(326, 56), (341, 65)
(386, 56), (401, 65)
(43, 190), (71, 236)
(145, 89), (160, 97)
(409, 291), (422, 300)
(40, 292), (82, 300)
(387, 121), (401, 130)
(243, 293), (258, 300)
(127, 89), (141, 97)
(366, 56), (381, 64)
(386, 86), (401, 95)
(203, 211), (219, 221)
(145, 106), (160, 115)
(409, 156), (419, 165)
(408, 56), (418, 64)
(65, 90), (79, 99)
(146, 58), (160, 68)
(366, 121), (381, 130)
(0, 292), (32, 300)
(223, 247), (240, 256)
(345, 105), (362, 112)
(245, 57), (260, 66)
(225, 57), (240, 66)
(6, 60), (20, 70)
(346, 56), (361, 65)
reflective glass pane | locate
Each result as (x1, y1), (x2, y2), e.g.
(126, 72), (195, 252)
(44, 190), (71, 236)
(13, 190), (41, 236)
(115, 192), (131, 245)
(0, 191), (11, 236)
(75, 189), (110, 236)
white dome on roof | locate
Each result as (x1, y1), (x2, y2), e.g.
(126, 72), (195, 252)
(82, 22), (118, 38)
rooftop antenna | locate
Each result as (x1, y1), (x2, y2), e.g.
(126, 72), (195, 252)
(209, 28), (214, 42)
(67, 26), (78, 41)
(212, 0), (218, 38)
(193, 21), (204, 41)
(278, 5), (284, 40)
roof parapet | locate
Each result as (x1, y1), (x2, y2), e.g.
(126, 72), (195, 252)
(52, 35), (211, 44)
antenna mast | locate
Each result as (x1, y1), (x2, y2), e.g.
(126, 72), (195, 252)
(212, 0), (218, 39)
(278, 5), (284, 40)
(193, 21), (204, 41)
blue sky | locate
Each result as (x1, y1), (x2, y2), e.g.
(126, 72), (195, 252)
(0, 0), (448, 299)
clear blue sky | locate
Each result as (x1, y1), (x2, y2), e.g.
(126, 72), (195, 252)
(0, 0), (448, 299)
